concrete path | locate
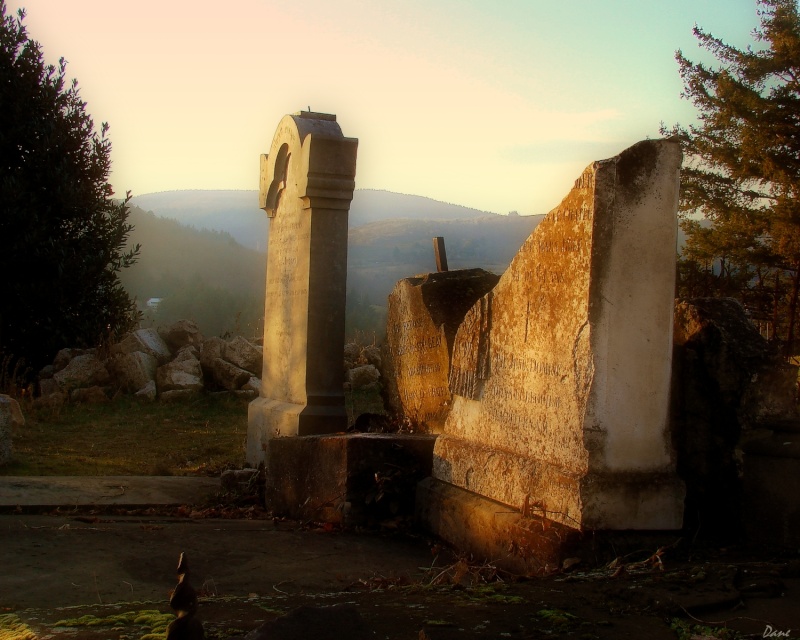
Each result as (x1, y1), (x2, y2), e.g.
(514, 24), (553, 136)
(0, 476), (435, 613)
(0, 475), (219, 507)
(0, 514), (433, 610)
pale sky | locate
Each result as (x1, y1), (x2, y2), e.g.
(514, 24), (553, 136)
(5, 0), (760, 214)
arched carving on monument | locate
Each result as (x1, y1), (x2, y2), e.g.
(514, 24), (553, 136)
(265, 143), (291, 218)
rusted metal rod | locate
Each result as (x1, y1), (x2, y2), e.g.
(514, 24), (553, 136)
(433, 236), (448, 272)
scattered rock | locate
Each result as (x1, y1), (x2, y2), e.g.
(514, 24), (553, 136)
(34, 391), (66, 410)
(38, 377), (60, 397)
(108, 351), (158, 393)
(112, 328), (172, 364)
(224, 336), (263, 376)
(211, 358), (253, 391)
(135, 380), (158, 402)
(35, 320), (389, 406)
(199, 336), (226, 367)
(343, 343), (361, 362)
(53, 353), (110, 391)
(156, 355), (204, 393)
(348, 365), (380, 390)
(361, 345), (382, 369)
(242, 376), (261, 395)
(53, 348), (87, 373)
(159, 319), (204, 352)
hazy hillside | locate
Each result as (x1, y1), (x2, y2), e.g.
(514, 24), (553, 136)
(130, 189), (500, 251)
(349, 214), (542, 270)
(119, 196), (540, 339)
(349, 189), (497, 226)
(120, 206), (266, 337)
(130, 190), (267, 251)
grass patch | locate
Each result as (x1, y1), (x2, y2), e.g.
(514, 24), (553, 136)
(2, 394), (249, 476)
(0, 613), (37, 640)
(2, 388), (386, 476)
(54, 609), (173, 638)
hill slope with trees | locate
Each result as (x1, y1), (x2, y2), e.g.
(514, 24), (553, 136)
(120, 202), (542, 340)
(119, 206), (266, 338)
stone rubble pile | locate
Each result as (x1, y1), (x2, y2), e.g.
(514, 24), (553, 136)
(343, 342), (382, 392)
(35, 320), (264, 405)
(31, 320), (385, 407)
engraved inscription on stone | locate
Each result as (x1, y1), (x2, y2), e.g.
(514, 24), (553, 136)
(383, 269), (499, 433)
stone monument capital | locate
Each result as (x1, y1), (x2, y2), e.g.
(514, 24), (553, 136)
(259, 111), (358, 217)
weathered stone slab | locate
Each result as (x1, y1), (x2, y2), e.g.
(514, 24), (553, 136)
(156, 353), (203, 393)
(112, 328), (172, 364)
(265, 433), (436, 525)
(429, 139), (684, 531)
(224, 336), (262, 376)
(108, 351), (158, 393)
(158, 319), (204, 351)
(247, 112), (358, 466)
(53, 353), (110, 391)
(382, 268), (499, 432)
(416, 477), (580, 575)
(212, 358), (252, 391)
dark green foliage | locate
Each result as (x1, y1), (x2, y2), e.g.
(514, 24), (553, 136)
(663, 0), (800, 352)
(0, 2), (139, 370)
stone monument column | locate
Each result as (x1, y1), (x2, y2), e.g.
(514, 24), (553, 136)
(247, 112), (358, 466)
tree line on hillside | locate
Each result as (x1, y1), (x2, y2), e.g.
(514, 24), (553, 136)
(121, 206), (266, 339)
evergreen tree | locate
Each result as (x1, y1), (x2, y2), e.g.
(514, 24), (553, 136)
(0, 2), (139, 372)
(663, 0), (800, 352)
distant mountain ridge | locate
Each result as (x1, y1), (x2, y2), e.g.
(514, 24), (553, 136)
(130, 189), (503, 251)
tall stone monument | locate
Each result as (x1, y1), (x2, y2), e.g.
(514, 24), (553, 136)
(247, 112), (358, 466)
(419, 139), (685, 541)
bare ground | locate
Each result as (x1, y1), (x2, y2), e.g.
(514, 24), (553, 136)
(1, 513), (798, 640)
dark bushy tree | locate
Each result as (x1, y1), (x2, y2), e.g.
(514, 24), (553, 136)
(0, 1), (139, 371)
(663, 0), (800, 353)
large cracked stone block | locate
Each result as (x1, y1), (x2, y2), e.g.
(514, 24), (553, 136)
(427, 139), (685, 532)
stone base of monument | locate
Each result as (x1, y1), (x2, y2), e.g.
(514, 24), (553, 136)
(742, 420), (800, 548)
(264, 433), (437, 526)
(416, 478), (582, 575)
(247, 398), (348, 465)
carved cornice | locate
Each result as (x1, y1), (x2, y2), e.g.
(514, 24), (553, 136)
(260, 112), (358, 217)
